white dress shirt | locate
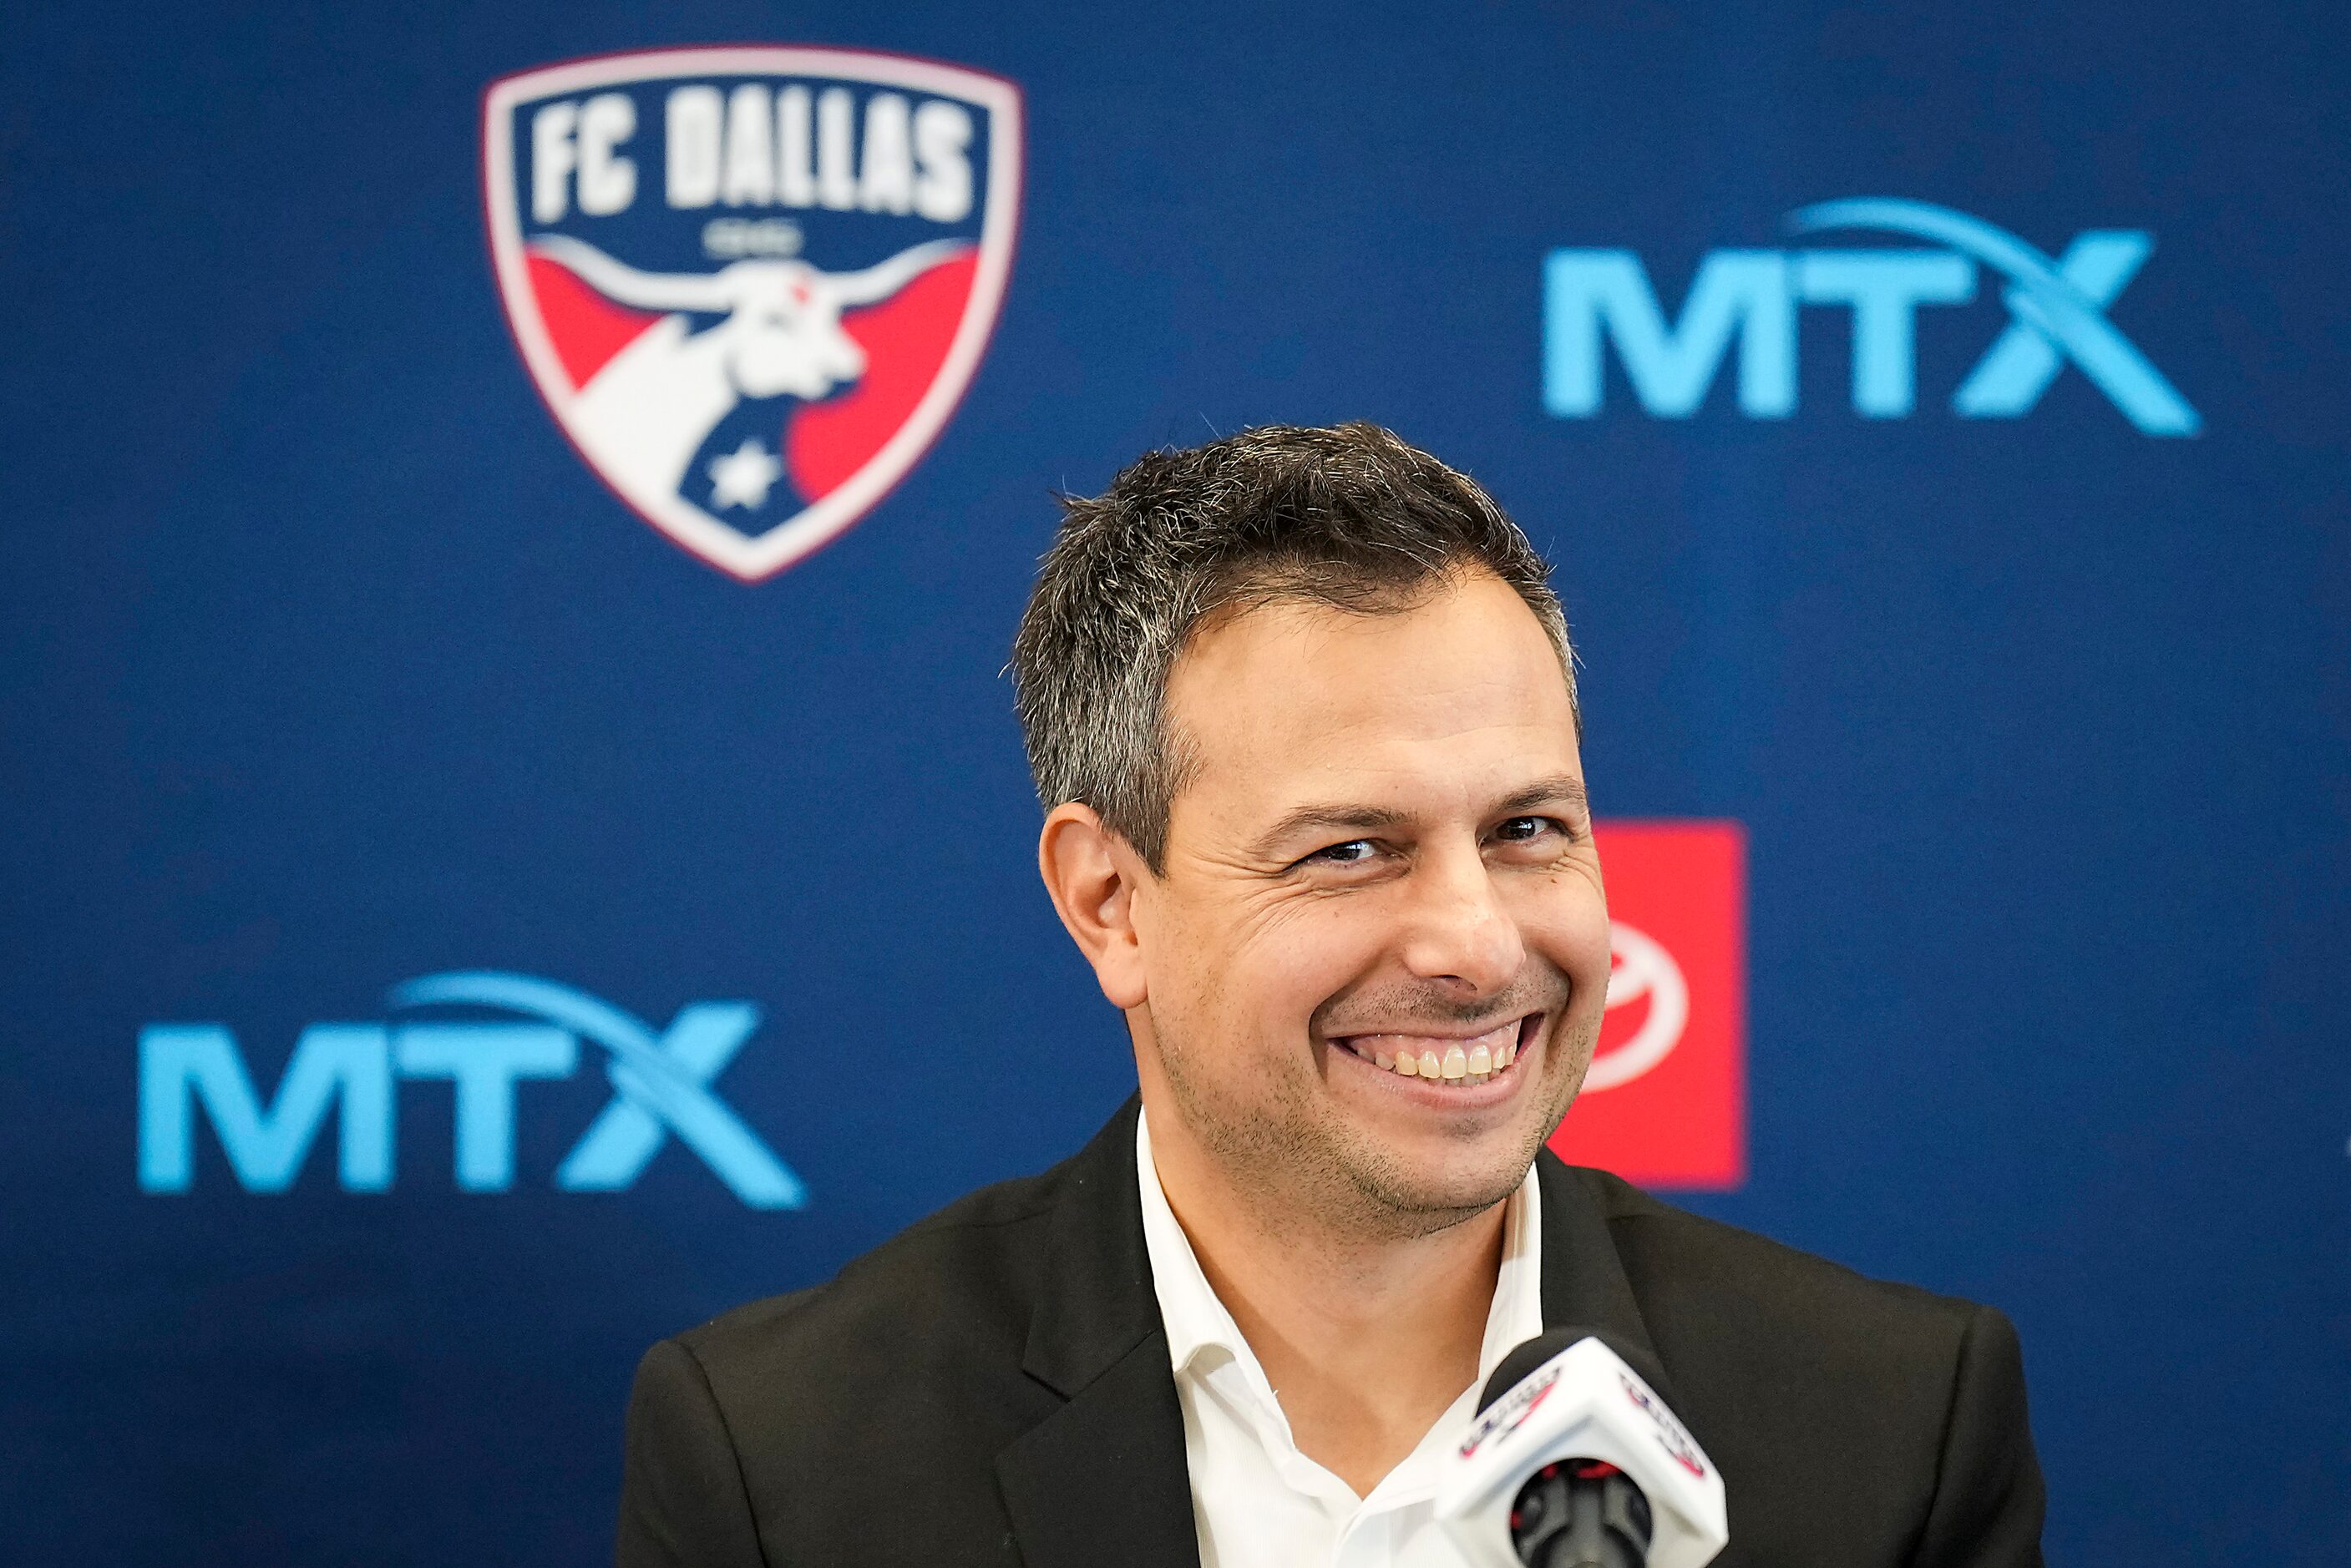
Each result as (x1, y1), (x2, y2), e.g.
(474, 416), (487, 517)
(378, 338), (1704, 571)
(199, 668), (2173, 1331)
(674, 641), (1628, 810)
(1136, 1110), (1545, 1568)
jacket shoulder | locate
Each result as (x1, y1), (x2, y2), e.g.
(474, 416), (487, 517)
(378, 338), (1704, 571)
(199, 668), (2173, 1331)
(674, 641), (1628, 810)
(1570, 1164), (1984, 1345)
(675, 1156), (1070, 1404)
(622, 1161), (1082, 1566)
(1562, 1166), (2042, 1568)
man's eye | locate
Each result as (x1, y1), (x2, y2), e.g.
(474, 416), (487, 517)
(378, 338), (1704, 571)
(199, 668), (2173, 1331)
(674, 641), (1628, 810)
(1305, 839), (1378, 866)
(1493, 816), (1560, 844)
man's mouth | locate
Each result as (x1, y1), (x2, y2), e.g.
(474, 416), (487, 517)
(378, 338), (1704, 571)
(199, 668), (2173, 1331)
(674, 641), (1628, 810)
(1330, 1014), (1540, 1087)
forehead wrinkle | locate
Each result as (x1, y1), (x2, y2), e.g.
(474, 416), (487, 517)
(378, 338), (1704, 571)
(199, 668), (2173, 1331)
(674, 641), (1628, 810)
(1164, 580), (1569, 746)
(1238, 669), (1576, 780)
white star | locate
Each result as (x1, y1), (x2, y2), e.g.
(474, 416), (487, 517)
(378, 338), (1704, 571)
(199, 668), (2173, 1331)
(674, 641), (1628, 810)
(707, 438), (785, 511)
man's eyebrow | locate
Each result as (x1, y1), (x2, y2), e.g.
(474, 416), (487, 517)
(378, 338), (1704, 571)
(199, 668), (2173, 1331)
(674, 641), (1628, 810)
(1492, 775), (1590, 818)
(1249, 776), (1589, 857)
(1250, 803), (1411, 857)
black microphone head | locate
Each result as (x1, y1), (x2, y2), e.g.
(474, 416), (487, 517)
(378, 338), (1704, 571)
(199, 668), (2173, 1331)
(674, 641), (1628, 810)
(1477, 1326), (1673, 1416)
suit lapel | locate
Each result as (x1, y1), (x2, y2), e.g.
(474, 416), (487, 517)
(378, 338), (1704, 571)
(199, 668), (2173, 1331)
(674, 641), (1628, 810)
(1534, 1150), (1685, 1409)
(995, 1098), (1200, 1568)
(996, 1333), (1198, 1568)
(992, 1119), (1667, 1568)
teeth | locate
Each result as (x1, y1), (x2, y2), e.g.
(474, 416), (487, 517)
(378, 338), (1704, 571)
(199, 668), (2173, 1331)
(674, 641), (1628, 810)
(1362, 1025), (1528, 1085)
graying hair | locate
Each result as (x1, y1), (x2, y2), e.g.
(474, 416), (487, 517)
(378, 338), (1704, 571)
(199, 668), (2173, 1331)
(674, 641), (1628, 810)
(1010, 422), (1575, 871)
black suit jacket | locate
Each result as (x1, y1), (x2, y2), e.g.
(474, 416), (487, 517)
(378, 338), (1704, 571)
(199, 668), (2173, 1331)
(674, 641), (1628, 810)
(617, 1099), (2044, 1567)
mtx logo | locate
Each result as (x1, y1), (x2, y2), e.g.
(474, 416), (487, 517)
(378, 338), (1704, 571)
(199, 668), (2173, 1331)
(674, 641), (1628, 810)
(484, 47), (1022, 579)
(136, 972), (805, 1207)
(1543, 197), (2198, 434)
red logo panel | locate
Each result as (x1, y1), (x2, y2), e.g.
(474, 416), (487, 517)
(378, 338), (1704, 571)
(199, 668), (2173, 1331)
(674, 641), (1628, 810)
(1548, 821), (1746, 1190)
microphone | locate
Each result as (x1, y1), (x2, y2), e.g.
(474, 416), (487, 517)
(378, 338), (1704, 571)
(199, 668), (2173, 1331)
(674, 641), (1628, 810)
(1433, 1328), (1729, 1568)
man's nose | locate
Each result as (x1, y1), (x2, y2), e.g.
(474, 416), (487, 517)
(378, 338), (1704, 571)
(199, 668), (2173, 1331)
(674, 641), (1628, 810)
(1396, 842), (1523, 995)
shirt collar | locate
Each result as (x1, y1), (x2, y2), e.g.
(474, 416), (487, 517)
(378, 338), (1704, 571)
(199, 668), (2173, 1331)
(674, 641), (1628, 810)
(1134, 1106), (1546, 1389)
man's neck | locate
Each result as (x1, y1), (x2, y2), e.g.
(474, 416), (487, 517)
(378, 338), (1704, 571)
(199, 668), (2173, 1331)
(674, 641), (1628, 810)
(1144, 1100), (1509, 1498)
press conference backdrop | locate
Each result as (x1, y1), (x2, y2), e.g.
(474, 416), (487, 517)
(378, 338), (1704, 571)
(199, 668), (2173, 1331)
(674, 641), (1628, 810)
(3, 2), (2345, 1562)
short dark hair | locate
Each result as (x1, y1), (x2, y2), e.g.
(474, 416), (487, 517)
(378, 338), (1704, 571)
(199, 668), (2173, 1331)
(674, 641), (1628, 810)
(1010, 422), (1574, 870)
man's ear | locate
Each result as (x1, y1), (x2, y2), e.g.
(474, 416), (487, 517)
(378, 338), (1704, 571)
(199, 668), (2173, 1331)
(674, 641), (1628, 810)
(1037, 802), (1152, 1011)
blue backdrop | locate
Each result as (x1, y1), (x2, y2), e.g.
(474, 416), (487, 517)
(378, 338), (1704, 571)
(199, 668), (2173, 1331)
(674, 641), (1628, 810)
(3, 2), (2345, 1563)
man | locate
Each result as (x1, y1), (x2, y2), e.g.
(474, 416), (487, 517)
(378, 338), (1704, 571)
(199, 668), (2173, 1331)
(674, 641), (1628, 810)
(616, 424), (2044, 1567)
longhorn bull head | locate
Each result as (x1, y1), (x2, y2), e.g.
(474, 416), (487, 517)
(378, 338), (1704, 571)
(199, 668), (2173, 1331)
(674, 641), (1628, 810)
(527, 234), (971, 401)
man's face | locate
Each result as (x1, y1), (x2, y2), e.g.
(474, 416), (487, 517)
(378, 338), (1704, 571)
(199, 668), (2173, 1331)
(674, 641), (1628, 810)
(1128, 569), (1609, 1234)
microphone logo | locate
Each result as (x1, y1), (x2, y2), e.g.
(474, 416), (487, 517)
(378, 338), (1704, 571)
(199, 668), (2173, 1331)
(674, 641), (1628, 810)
(1620, 1371), (1708, 1479)
(1458, 1365), (1563, 1460)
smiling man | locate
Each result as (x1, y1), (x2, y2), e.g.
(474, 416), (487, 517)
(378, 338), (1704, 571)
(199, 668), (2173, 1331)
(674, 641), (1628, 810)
(616, 425), (2044, 1568)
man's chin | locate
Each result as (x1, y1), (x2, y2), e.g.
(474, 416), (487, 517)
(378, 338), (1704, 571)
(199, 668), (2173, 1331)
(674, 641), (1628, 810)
(1326, 1125), (1543, 1230)
(1349, 1175), (1527, 1238)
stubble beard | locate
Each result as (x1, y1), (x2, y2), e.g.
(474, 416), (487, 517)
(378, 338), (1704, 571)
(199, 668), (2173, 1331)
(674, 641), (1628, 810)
(1152, 983), (1600, 1247)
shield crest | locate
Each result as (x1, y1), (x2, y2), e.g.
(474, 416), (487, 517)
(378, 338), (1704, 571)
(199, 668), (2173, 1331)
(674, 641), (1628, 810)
(484, 48), (1021, 580)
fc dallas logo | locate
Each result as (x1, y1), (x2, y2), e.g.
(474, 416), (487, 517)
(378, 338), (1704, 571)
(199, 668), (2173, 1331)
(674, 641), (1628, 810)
(484, 48), (1021, 579)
